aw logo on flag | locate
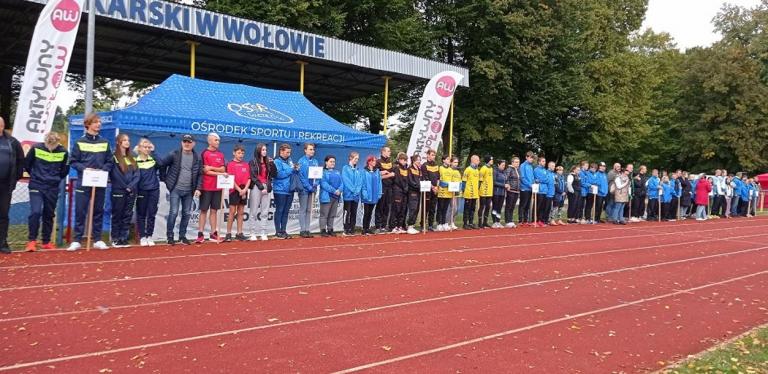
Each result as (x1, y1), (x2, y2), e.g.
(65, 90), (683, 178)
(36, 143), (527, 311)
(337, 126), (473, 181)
(51, 0), (81, 32)
(228, 103), (294, 124)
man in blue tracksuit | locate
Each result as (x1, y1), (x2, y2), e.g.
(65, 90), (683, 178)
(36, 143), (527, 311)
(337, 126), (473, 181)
(581, 162), (598, 223)
(595, 162), (609, 223)
(646, 169), (660, 220)
(25, 132), (68, 251)
(730, 173), (743, 217)
(68, 114), (113, 251)
(532, 156), (549, 226)
(518, 151), (535, 225)
(297, 143), (319, 238)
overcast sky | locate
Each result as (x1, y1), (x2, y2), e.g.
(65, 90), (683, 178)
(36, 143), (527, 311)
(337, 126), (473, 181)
(56, 0), (764, 111)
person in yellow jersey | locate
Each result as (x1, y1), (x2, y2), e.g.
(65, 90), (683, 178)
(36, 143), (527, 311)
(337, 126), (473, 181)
(436, 154), (460, 231)
(462, 155), (481, 229)
(477, 155), (495, 228)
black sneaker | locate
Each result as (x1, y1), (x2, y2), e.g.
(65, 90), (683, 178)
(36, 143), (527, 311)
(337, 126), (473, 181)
(224, 234), (233, 242)
(328, 230), (337, 237)
(235, 233), (247, 241)
(320, 230), (329, 237)
(180, 237), (191, 245)
(167, 238), (176, 246)
(0, 246), (11, 254)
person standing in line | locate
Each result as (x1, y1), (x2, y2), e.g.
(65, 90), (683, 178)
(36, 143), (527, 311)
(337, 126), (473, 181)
(462, 155), (481, 229)
(390, 152), (409, 233)
(612, 168), (630, 225)
(730, 173), (743, 218)
(405, 154), (423, 235)
(297, 143), (319, 238)
(532, 156), (549, 227)
(360, 155), (382, 235)
(680, 171), (693, 218)
(195, 133), (227, 243)
(109, 133), (139, 248)
(630, 165), (648, 222)
(579, 161), (593, 224)
(550, 165), (566, 226)
(711, 169), (723, 218)
(622, 163), (634, 221)
(25, 131), (68, 252)
(566, 165), (581, 224)
(724, 175), (734, 218)
(160, 134), (201, 246)
(224, 144), (251, 242)
(0, 117), (27, 254)
(646, 169), (660, 221)
(504, 157), (520, 228)
(739, 175), (751, 217)
(421, 149), (440, 231)
(436, 154), (454, 231)
(134, 138), (162, 247)
(342, 152), (363, 236)
(318, 155), (342, 237)
(518, 151), (535, 226)
(668, 170), (681, 220)
(491, 159), (507, 228)
(605, 162), (621, 222)
(248, 143), (272, 241)
(374, 146), (395, 234)
(477, 155), (494, 228)
(67, 114), (112, 251)
(595, 162), (609, 223)
(695, 173), (712, 221)
(272, 143), (297, 239)
(661, 175), (674, 220)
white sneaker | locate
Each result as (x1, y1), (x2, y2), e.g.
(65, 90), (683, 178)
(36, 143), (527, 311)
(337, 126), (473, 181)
(505, 222), (517, 228)
(67, 242), (81, 251)
(406, 226), (419, 235)
(94, 241), (109, 250)
(261, 234), (268, 241)
(147, 238), (156, 246)
(249, 234), (259, 241)
(140, 237), (149, 247)
(451, 223), (459, 230)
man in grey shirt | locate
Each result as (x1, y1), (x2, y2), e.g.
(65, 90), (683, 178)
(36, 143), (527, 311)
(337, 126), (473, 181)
(605, 162), (621, 221)
(159, 135), (202, 245)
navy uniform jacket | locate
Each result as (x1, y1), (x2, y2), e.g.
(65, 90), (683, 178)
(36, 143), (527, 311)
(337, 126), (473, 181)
(69, 134), (113, 188)
(25, 143), (68, 190)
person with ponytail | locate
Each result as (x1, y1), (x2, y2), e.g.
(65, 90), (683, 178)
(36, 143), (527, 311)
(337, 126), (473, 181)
(110, 133), (139, 247)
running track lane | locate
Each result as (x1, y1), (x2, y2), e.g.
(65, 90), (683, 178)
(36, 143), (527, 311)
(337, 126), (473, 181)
(1, 238), (766, 371)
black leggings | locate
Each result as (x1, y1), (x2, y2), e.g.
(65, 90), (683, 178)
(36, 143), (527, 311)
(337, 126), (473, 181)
(519, 191), (532, 223)
(478, 196), (492, 226)
(362, 203), (375, 231)
(343, 201), (359, 231)
(437, 197), (451, 225)
(492, 195), (505, 223)
(632, 195), (646, 218)
(567, 192), (581, 219)
(407, 192), (421, 226)
(504, 192), (519, 223)
(464, 198), (477, 226)
(535, 194), (549, 223)
(391, 191), (407, 229)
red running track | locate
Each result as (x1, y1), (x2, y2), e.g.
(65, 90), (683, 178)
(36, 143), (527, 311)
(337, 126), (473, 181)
(1, 217), (767, 372)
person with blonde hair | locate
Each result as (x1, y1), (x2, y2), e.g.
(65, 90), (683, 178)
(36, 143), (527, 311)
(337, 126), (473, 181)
(135, 138), (163, 246)
(25, 131), (68, 251)
(68, 113), (112, 251)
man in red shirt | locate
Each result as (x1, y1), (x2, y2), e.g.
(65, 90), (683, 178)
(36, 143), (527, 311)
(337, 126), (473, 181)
(225, 144), (251, 241)
(196, 133), (226, 243)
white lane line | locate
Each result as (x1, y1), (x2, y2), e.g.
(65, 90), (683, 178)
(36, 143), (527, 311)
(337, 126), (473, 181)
(0, 225), (757, 292)
(0, 246), (765, 372)
(332, 270), (768, 373)
(2, 218), (761, 270)
(4, 232), (764, 323)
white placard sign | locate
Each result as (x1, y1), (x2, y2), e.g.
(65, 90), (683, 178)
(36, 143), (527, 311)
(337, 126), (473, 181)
(448, 182), (461, 192)
(591, 185), (599, 195)
(420, 181), (433, 192)
(217, 174), (235, 190)
(532, 183), (540, 194)
(82, 170), (108, 188)
(309, 166), (324, 179)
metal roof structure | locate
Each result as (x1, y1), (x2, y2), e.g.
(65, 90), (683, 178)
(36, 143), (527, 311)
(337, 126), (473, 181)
(0, 0), (469, 104)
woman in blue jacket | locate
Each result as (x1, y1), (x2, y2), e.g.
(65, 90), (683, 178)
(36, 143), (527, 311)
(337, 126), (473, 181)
(319, 155), (343, 237)
(342, 152), (363, 236)
(360, 155), (383, 235)
(110, 133), (140, 247)
(595, 162), (609, 223)
(272, 144), (296, 239)
(134, 138), (163, 247)
(491, 159), (507, 228)
(661, 176), (674, 221)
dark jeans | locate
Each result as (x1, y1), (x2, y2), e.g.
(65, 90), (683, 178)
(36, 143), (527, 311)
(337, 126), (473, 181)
(632, 194), (646, 218)
(167, 188), (193, 240)
(518, 190), (532, 223)
(74, 186), (106, 242)
(362, 203), (375, 231)
(464, 198), (477, 226)
(535, 194), (549, 223)
(478, 196), (492, 226)
(343, 200), (359, 231)
(375, 186), (393, 230)
(137, 189), (160, 238)
(566, 191), (580, 220)
(437, 197), (451, 225)
(647, 199), (659, 220)
(425, 191), (437, 228)
(28, 187), (58, 243)
(0, 180), (11, 247)
(491, 195), (505, 223)
(406, 191), (421, 227)
(273, 193), (294, 235)
(111, 190), (136, 242)
(504, 191), (519, 223)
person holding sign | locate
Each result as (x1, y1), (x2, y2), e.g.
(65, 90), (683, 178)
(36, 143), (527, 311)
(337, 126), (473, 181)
(195, 133), (227, 244)
(225, 144), (251, 242)
(248, 144), (273, 241)
(462, 155), (481, 230)
(319, 155), (343, 237)
(361, 155), (383, 235)
(342, 152), (363, 236)
(272, 143), (296, 240)
(297, 143), (319, 238)
(67, 114), (112, 252)
(405, 154), (423, 235)
(0, 117), (25, 254)
(24, 131), (68, 252)
(109, 134), (140, 248)
(135, 138), (163, 247)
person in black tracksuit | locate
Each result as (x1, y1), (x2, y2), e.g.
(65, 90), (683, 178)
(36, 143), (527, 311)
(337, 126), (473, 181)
(631, 166), (647, 220)
(504, 157), (521, 226)
(390, 153), (409, 232)
(110, 134), (140, 247)
(492, 160), (507, 226)
(406, 154), (423, 232)
(375, 147), (395, 233)
(68, 114), (113, 251)
(420, 149), (440, 231)
(25, 133), (68, 251)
